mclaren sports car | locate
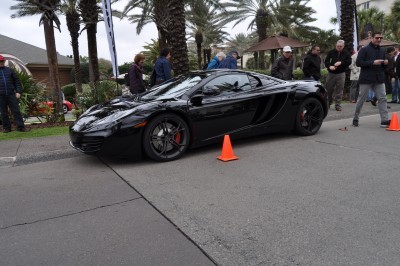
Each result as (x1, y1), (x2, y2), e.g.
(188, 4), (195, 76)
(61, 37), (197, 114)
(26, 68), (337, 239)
(69, 69), (328, 162)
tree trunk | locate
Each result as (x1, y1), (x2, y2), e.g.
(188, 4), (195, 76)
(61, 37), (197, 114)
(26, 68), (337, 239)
(66, 12), (82, 94)
(168, 0), (189, 75)
(154, 0), (170, 54)
(340, 0), (355, 100)
(256, 9), (268, 69)
(87, 24), (100, 83)
(43, 18), (64, 121)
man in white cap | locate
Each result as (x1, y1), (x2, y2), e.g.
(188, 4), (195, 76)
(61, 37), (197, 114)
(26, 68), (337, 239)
(271, 46), (294, 80)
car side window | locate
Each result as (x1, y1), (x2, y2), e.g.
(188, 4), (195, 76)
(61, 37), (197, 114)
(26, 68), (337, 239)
(205, 74), (251, 97)
(248, 75), (262, 88)
(259, 77), (282, 87)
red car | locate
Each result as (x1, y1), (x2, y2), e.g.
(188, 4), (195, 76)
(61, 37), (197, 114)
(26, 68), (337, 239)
(42, 99), (73, 114)
(31, 93), (73, 115)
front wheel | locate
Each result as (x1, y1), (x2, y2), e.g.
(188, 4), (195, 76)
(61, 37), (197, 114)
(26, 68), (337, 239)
(295, 98), (324, 136)
(63, 104), (69, 114)
(143, 114), (190, 162)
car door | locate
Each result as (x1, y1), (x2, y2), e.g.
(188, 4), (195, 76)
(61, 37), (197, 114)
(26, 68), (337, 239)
(187, 74), (259, 142)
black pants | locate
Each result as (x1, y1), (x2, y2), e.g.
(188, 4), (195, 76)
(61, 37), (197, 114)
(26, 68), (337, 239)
(0, 94), (25, 130)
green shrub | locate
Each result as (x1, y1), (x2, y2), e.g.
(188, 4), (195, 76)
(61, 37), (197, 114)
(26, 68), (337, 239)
(246, 68), (328, 84)
(61, 83), (77, 103)
(78, 81), (122, 110)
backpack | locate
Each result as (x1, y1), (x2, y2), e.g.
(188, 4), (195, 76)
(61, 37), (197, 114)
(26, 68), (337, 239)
(124, 73), (130, 86)
(202, 62), (209, 70)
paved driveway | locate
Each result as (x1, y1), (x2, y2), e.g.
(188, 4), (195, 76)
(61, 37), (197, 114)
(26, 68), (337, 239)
(107, 113), (400, 265)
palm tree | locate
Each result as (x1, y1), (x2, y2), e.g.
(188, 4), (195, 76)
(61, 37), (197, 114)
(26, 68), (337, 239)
(61, 0), (82, 94)
(340, 0), (355, 100)
(167, 0), (189, 75)
(357, 7), (385, 39)
(186, 1), (229, 69)
(79, 0), (101, 83)
(10, 0), (65, 120)
(120, 0), (225, 74)
(340, 0), (355, 53)
(226, 33), (258, 67)
(386, 0), (400, 42)
(119, 0), (170, 52)
(226, 0), (316, 69)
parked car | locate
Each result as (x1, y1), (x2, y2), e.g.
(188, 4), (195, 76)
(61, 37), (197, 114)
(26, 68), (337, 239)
(31, 93), (73, 115)
(70, 69), (328, 162)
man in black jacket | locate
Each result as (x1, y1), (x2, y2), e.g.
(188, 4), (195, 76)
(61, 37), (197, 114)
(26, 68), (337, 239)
(352, 32), (390, 128)
(0, 55), (27, 133)
(324, 40), (352, 111)
(302, 45), (321, 81)
(271, 46), (293, 80)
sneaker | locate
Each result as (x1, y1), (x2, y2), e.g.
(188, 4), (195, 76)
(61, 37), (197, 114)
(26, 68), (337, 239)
(380, 120), (391, 128)
(390, 100), (398, 103)
(3, 128), (11, 133)
(352, 119), (359, 127)
(371, 97), (377, 106)
(335, 105), (342, 111)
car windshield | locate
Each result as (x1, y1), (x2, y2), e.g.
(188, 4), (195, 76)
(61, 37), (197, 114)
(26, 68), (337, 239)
(141, 73), (206, 101)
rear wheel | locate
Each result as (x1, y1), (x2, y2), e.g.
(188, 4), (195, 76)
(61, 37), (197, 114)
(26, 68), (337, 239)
(63, 104), (68, 114)
(295, 98), (324, 136)
(143, 114), (190, 162)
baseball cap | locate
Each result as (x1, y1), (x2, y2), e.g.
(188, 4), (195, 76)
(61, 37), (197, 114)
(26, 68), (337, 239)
(230, 50), (241, 59)
(0, 55), (5, 61)
(282, 46), (292, 52)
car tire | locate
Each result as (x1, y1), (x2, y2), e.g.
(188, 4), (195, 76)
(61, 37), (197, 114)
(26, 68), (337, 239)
(143, 113), (190, 162)
(295, 97), (324, 136)
(63, 104), (68, 114)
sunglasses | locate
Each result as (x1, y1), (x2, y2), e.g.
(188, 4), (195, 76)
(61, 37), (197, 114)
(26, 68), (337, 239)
(374, 37), (383, 40)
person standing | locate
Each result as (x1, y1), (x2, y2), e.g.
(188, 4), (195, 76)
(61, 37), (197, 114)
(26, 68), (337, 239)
(271, 46), (294, 80)
(349, 45), (363, 103)
(324, 40), (351, 111)
(218, 50), (240, 69)
(0, 55), (28, 133)
(206, 52), (226, 70)
(384, 46), (396, 98)
(302, 45), (321, 81)
(154, 47), (172, 85)
(392, 46), (400, 103)
(129, 53), (145, 94)
(352, 32), (391, 128)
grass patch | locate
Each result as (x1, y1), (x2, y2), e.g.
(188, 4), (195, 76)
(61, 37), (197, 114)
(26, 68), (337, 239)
(0, 126), (69, 141)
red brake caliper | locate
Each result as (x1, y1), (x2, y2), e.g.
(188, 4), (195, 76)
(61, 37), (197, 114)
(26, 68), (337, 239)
(175, 132), (181, 144)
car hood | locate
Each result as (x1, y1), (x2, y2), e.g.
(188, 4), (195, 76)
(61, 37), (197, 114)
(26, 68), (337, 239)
(72, 96), (157, 133)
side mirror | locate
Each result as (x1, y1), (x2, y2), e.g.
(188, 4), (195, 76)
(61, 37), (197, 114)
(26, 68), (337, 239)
(190, 95), (203, 106)
(203, 85), (220, 96)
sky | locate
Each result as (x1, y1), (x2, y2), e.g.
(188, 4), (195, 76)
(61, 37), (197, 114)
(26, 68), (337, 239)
(0, 0), (338, 65)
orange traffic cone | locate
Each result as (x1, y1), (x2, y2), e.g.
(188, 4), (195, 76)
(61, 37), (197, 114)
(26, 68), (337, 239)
(217, 135), (239, 162)
(386, 112), (400, 131)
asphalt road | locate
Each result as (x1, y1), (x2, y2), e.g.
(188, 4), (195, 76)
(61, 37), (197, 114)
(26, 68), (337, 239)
(1, 102), (400, 265)
(106, 113), (400, 265)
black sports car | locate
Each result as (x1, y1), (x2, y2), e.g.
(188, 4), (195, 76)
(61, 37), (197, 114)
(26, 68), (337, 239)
(70, 69), (328, 162)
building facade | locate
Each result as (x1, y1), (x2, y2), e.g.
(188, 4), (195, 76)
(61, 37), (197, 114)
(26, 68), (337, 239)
(0, 34), (74, 90)
(356, 0), (395, 14)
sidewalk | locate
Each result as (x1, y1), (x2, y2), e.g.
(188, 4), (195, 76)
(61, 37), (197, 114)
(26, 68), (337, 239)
(1, 101), (400, 168)
(0, 134), (80, 168)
